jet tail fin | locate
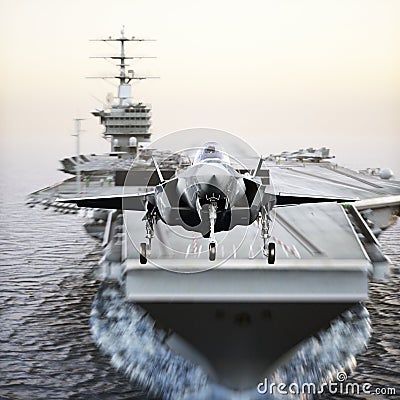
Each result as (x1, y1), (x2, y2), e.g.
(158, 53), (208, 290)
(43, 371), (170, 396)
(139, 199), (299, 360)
(253, 157), (263, 177)
(152, 157), (165, 183)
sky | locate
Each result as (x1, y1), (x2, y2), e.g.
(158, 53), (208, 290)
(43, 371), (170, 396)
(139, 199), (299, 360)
(0, 0), (399, 192)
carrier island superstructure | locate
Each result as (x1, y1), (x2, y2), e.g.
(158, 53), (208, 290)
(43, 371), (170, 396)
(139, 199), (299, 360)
(28, 29), (400, 396)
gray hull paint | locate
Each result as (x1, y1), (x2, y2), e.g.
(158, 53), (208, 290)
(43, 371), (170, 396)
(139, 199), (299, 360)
(143, 302), (355, 390)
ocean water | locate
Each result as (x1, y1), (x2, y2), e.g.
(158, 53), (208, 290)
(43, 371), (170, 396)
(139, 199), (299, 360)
(0, 180), (399, 400)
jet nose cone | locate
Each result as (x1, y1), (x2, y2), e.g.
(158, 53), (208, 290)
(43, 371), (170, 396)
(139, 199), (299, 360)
(194, 164), (236, 201)
(197, 165), (230, 185)
(196, 163), (230, 178)
(210, 173), (219, 184)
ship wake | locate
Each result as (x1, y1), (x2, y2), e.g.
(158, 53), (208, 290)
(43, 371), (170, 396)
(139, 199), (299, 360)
(90, 283), (371, 400)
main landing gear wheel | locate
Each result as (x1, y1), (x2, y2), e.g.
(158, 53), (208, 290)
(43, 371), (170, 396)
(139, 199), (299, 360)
(208, 200), (218, 261)
(209, 242), (216, 261)
(139, 242), (147, 264)
(268, 242), (276, 264)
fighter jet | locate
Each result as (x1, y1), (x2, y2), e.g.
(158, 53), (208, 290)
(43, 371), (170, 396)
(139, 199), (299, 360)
(60, 142), (355, 263)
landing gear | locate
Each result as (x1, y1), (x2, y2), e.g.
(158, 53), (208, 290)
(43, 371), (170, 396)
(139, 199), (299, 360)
(260, 206), (276, 264)
(140, 208), (156, 265)
(208, 200), (218, 261)
(209, 242), (216, 261)
(268, 242), (276, 264)
(145, 215), (155, 256)
(139, 242), (147, 264)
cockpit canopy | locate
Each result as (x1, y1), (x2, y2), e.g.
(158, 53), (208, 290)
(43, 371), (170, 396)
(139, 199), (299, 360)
(193, 141), (231, 165)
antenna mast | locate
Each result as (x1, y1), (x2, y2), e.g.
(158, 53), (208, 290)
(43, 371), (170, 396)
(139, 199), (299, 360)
(72, 118), (85, 194)
(89, 27), (157, 153)
(88, 25), (158, 105)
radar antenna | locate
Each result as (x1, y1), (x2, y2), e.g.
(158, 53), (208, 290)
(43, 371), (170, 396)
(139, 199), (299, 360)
(88, 26), (158, 103)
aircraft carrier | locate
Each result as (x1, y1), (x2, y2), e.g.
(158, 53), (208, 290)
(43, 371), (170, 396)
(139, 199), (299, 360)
(27, 29), (400, 399)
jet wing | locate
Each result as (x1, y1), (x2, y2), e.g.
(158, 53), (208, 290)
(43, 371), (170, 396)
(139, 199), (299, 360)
(272, 192), (359, 206)
(57, 192), (155, 210)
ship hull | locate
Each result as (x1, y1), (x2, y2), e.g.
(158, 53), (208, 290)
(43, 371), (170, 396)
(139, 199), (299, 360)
(142, 301), (355, 390)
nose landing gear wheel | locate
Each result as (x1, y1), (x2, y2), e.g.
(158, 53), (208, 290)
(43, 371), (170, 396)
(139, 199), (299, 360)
(209, 242), (216, 261)
(268, 242), (276, 264)
(139, 242), (147, 264)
